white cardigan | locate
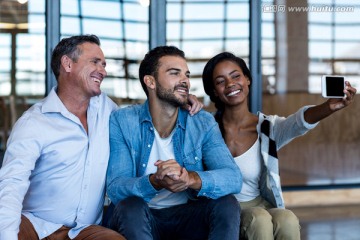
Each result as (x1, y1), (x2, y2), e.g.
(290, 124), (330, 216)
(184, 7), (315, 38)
(257, 106), (318, 208)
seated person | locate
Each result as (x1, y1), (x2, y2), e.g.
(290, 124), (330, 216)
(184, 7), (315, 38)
(105, 46), (243, 240)
(0, 35), (125, 239)
(201, 51), (357, 240)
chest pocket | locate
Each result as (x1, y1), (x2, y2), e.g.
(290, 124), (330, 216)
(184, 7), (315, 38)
(183, 148), (203, 169)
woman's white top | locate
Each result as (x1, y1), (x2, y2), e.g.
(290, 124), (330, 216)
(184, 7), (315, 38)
(233, 137), (261, 202)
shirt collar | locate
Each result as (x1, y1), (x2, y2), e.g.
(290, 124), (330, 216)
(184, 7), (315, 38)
(41, 86), (67, 114)
(139, 100), (187, 130)
(41, 86), (100, 115)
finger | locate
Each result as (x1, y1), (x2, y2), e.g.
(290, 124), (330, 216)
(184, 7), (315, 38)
(154, 160), (164, 166)
(156, 166), (181, 180)
(344, 89), (355, 102)
(187, 94), (203, 116)
(190, 102), (203, 116)
(161, 178), (188, 192)
(167, 174), (180, 180)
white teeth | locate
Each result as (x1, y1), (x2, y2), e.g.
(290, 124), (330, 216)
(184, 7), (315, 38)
(92, 78), (101, 83)
(227, 90), (241, 96)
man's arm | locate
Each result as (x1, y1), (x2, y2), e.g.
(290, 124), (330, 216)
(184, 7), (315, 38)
(0, 117), (39, 239)
(181, 112), (242, 199)
(195, 122), (242, 199)
(106, 111), (158, 205)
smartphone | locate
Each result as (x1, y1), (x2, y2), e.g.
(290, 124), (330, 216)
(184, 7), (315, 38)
(321, 75), (345, 98)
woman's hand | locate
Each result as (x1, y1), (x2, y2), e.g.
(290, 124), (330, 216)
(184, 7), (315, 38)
(328, 81), (357, 111)
(185, 94), (204, 116)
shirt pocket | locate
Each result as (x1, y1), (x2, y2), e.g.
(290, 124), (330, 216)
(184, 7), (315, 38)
(183, 147), (202, 168)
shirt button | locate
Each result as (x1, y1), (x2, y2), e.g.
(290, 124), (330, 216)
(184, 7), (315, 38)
(194, 156), (198, 160)
(150, 127), (153, 131)
(203, 193), (206, 196)
(148, 144), (151, 148)
(142, 164), (146, 167)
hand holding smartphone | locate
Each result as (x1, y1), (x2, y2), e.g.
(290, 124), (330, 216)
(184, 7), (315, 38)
(321, 75), (345, 98)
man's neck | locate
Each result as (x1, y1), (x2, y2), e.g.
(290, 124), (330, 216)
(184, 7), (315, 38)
(57, 87), (90, 132)
(149, 98), (179, 138)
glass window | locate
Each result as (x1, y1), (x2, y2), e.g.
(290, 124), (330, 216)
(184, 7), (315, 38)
(335, 26), (360, 40)
(61, 0), (79, 15)
(335, 42), (360, 58)
(309, 25), (333, 40)
(0, 0), (46, 96)
(183, 4), (224, 20)
(0, 34), (11, 95)
(124, 2), (148, 21)
(61, 17), (81, 35)
(262, 0), (360, 187)
(166, 0), (250, 98)
(81, 0), (121, 18)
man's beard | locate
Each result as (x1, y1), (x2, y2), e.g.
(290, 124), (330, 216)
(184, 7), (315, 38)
(155, 80), (188, 108)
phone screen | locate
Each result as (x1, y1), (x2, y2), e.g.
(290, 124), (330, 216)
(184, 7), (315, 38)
(326, 76), (344, 97)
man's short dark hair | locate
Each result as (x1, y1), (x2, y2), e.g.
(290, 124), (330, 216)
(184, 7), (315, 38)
(51, 34), (100, 80)
(139, 46), (185, 97)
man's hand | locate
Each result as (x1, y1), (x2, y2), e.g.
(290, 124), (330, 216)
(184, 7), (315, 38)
(153, 159), (182, 180)
(150, 160), (202, 193)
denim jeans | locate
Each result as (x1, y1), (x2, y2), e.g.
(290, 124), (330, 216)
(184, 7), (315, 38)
(107, 195), (240, 240)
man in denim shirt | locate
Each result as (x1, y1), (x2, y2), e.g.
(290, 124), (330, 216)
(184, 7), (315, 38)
(106, 46), (242, 240)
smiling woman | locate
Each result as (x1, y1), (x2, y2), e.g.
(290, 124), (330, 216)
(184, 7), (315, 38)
(201, 51), (357, 240)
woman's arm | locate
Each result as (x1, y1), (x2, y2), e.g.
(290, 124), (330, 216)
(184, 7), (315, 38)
(304, 81), (356, 124)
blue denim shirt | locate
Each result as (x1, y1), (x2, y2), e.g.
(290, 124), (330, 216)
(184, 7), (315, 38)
(106, 101), (242, 205)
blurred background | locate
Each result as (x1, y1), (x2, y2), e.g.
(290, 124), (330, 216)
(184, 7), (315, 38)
(1, 0), (360, 203)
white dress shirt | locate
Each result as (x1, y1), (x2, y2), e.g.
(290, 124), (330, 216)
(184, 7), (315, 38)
(0, 87), (117, 239)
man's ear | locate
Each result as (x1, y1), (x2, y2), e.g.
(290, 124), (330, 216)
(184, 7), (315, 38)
(144, 75), (156, 90)
(61, 55), (72, 73)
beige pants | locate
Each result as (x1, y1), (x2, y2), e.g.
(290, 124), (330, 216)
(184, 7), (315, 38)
(239, 196), (300, 240)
